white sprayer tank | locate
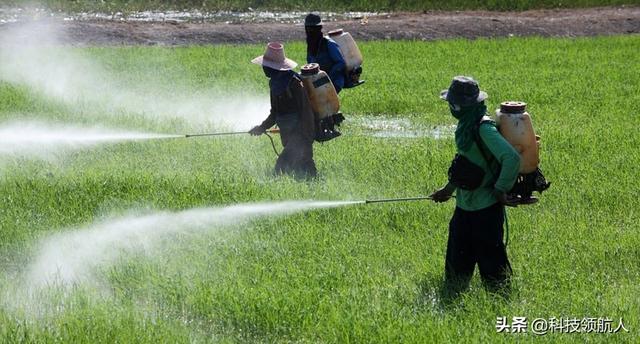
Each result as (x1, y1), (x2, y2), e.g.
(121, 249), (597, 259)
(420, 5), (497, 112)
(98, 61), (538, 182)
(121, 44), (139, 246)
(300, 63), (340, 120)
(327, 29), (363, 72)
(495, 101), (540, 174)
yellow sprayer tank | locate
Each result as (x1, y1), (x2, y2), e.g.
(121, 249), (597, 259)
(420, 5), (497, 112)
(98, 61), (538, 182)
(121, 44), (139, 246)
(495, 101), (540, 174)
(300, 63), (340, 120)
(327, 29), (363, 72)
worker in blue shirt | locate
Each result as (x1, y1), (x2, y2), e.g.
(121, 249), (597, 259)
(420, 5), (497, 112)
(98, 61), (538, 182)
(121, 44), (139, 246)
(304, 13), (346, 93)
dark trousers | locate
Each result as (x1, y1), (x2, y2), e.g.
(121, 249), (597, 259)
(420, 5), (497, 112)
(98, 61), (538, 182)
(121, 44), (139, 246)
(275, 134), (316, 178)
(444, 202), (512, 294)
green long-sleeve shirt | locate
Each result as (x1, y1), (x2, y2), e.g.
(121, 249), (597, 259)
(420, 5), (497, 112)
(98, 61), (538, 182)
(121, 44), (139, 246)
(455, 122), (521, 211)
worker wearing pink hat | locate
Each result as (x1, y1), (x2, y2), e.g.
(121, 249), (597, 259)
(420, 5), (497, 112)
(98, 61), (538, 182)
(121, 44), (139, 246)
(249, 42), (317, 178)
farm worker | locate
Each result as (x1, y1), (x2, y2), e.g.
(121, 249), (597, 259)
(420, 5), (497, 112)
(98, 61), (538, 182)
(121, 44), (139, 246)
(429, 76), (521, 297)
(249, 42), (317, 178)
(304, 13), (347, 93)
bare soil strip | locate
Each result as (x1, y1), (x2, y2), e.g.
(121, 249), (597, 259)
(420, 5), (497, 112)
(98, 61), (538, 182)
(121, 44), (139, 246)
(0, 6), (639, 45)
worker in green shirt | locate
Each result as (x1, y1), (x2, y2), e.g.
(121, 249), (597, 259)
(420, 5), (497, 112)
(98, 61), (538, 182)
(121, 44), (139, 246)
(430, 76), (521, 297)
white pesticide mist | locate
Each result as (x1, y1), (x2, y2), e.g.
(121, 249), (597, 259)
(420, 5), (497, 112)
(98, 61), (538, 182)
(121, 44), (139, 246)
(0, 20), (269, 130)
(0, 120), (181, 158)
(26, 200), (363, 290)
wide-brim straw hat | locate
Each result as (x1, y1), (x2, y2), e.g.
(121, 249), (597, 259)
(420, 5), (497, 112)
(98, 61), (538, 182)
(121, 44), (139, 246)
(251, 42), (297, 71)
(440, 76), (488, 106)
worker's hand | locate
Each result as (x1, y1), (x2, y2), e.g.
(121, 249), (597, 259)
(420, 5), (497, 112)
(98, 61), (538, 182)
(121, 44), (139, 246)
(429, 187), (453, 203)
(494, 189), (519, 207)
(249, 126), (265, 136)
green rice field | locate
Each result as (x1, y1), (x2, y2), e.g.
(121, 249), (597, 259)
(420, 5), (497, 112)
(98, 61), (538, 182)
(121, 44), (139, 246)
(0, 36), (638, 342)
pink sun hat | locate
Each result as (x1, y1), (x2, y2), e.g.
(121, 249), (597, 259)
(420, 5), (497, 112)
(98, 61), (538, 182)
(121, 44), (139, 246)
(251, 42), (298, 71)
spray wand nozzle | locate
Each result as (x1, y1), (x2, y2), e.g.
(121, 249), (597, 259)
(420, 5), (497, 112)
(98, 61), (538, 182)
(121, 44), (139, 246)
(183, 128), (281, 157)
(184, 128), (279, 138)
(363, 195), (456, 204)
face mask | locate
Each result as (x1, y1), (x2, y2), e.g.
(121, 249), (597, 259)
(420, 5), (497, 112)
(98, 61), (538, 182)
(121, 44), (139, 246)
(449, 102), (464, 119)
(305, 27), (323, 39)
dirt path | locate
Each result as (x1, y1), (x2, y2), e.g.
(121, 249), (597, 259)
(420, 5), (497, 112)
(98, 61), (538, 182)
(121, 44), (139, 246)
(1, 6), (639, 45)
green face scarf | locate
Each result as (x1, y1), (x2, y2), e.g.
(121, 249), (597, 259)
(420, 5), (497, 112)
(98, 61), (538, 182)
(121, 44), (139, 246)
(450, 102), (487, 152)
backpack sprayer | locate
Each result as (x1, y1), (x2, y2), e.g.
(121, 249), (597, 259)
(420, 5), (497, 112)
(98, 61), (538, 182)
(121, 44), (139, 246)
(327, 29), (365, 89)
(300, 63), (343, 142)
(494, 101), (551, 204)
(184, 128), (281, 156)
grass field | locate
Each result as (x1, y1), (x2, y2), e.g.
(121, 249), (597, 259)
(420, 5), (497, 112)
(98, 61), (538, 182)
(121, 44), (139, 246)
(2, 0), (640, 12)
(0, 36), (639, 342)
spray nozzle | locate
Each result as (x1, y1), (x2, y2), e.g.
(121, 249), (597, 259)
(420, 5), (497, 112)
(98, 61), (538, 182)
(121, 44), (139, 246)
(184, 128), (280, 138)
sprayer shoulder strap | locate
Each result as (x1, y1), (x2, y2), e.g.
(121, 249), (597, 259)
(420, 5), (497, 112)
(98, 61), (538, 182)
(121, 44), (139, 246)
(473, 116), (500, 180)
(292, 73), (303, 87)
(285, 75), (302, 99)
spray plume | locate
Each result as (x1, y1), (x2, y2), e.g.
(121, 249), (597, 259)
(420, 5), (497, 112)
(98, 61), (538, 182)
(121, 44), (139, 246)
(26, 200), (362, 289)
(0, 120), (181, 158)
(0, 20), (269, 130)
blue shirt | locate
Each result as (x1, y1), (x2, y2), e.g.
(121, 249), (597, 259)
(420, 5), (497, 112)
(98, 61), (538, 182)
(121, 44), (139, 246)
(307, 37), (346, 93)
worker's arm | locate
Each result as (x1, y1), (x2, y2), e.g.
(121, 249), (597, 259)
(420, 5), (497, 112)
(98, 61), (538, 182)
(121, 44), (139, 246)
(259, 111), (276, 131)
(259, 92), (278, 131)
(478, 123), (521, 193)
(250, 102), (276, 136)
(430, 181), (456, 203)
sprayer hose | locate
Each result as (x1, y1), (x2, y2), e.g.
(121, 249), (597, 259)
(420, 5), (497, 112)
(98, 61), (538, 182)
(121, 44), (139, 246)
(264, 132), (280, 157)
(504, 208), (510, 247)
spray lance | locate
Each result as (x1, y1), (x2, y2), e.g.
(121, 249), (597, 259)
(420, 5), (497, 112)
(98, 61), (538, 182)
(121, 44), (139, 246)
(363, 195), (455, 204)
(184, 128), (280, 138)
(184, 128), (281, 156)
(361, 194), (513, 246)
